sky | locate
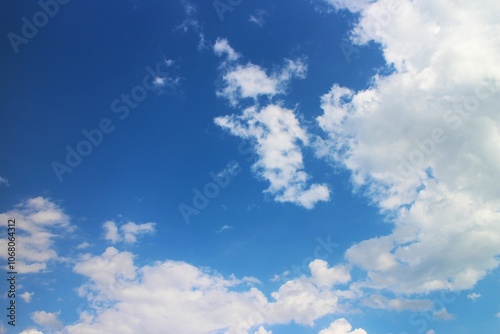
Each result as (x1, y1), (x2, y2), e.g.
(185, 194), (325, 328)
(1, 0), (500, 333)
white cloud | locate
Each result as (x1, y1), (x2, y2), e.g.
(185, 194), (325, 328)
(214, 38), (240, 61)
(216, 224), (233, 233)
(249, 10), (267, 27)
(19, 330), (44, 334)
(309, 259), (351, 287)
(496, 312), (500, 318)
(0, 197), (72, 273)
(31, 311), (63, 330)
(433, 308), (455, 321)
(21, 291), (34, 303)
(65, 247), (351, 334)
(318, 318), (367, 334)
(362, 293), (431, 312)
(426, 330), (435, 334)
(219, 63), (279, 104)
(216, 104), (329, 209)
(467, 292), (481, 301)
(0, 176), (8, 186)
(253, 326), (272, 334)
(103, 220), (155, 244)
(214, 39), (306, 106)
(214, 39), (326, 209)
(317, 0), (373, 12)
(316, 0), (500, 294)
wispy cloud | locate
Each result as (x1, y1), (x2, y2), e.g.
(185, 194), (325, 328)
(0, 176), (8, 186)
(467, 292), (481, 301)
(216, 224), (233, 233)
(213, 39), (328, 209)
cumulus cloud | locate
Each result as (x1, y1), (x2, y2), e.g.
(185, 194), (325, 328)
(19, 330), (44, 334)
(0, 197), (72, 273)
(214, 37), (240, 61)
(31, 311), (63, 330)
(249, 10), (267, 27)
(316, 0), (500, 294)
(433, 308), (455, 321)
(213, 39), (328, 208)
(64, 247), (352, 334)
(214, 39), (306, 106)
(253, 326), (272, 334)
(216, 104), (329, 209)
(103, 220), (155, 244)
(20, 291), (34, 303)
(318, 318), (367, 334)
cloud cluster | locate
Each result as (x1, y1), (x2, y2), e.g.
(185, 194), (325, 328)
(315, 0), (500, 295)
(65, 248), (352, 333)
(0, 197), (72, 273)
(214, 39), (329, 209)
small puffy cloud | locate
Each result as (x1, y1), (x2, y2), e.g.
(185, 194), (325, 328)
(467, 292), (481, 301)
(31, 311), (63, 330)
(103, 220), (155, 244)
(496, 312), (500, 318)
(318, 318), (367, 334)
(309, 260), (351, 287)
(153, 77), (166, 87)
(253, 326), (272, 334)
(249, 10), (267, 27)
(426, 330), (436, 334)
(215, 104), (329, 209)
(21, 291), (34, 303)
(0, 197), (72, 273)
(214, 37), (240, 61)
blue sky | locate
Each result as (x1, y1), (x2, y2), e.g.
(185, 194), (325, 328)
(1, 0), (500, 333)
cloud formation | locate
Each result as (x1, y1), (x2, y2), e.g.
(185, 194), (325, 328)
(318, 318), (367, 334)
(316, 0), (500, 294)
(0, 197), (72, 273)
(214, 39), (329, 209)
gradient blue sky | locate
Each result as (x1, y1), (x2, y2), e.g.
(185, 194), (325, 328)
(1, 1), (500, 333)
